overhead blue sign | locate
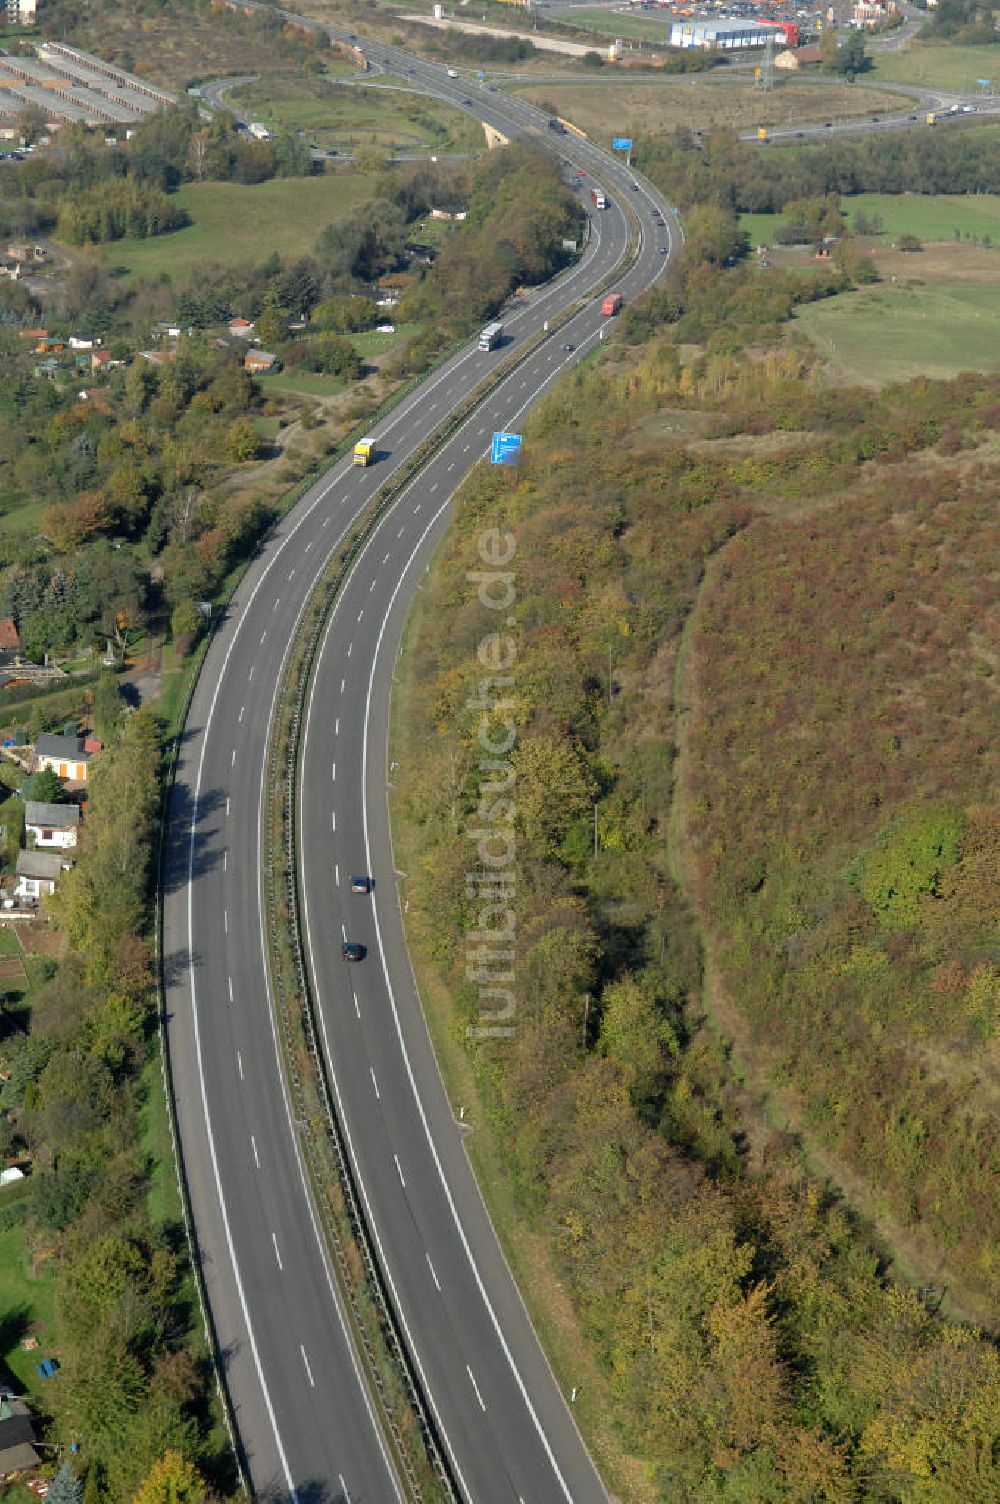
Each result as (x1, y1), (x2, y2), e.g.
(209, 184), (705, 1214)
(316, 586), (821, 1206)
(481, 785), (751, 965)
(491, 431), (522, 466)
(612, 137), (633, 151)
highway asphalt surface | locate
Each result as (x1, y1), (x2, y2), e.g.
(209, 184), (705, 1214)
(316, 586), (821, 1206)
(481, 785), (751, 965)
(163, 22), (679, 1502)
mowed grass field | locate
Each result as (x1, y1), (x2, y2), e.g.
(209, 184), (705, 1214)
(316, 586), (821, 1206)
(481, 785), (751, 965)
(516, 75), (903, 141)
(742, 192), (1000, 247)
(100, 174), (377, 280)
(794, 282), (1000, 384)
(548, 6), (678, 41)
(872, 42), (1000, 93)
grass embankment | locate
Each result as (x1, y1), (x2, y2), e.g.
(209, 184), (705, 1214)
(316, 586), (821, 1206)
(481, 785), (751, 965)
(515, 75), (903, 139)
(872, 41), (1000, 93)
(232, 74), (486, 154)
(100, 173), (378, 280)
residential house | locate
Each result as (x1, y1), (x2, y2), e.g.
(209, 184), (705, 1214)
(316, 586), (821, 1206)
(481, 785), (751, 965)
(244, 348), (279, 374)
(33, 732), (95, 784)
(24, 801), (79, 850)
(68, 335), (95, 350)
(15, 850), (65, 901)
(0, 620), (21, 654)
(0, 1391), (40, 1481)
(228, 316), (255, 338)
(91, 347), (113, 374)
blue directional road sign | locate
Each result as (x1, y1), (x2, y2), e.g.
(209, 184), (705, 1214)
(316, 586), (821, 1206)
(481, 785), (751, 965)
(612, 137), (633, 151)
(491, 431), (523, 466)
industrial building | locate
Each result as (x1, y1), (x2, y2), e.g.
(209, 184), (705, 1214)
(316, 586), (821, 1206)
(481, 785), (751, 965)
(0, 39), (175, 132)
(669, 17), (796, 49)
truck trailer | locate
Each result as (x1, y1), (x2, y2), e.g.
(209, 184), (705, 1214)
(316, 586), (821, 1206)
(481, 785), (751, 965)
(590, 187), (607, 210)
(601, 293), (623, 317)
(353, 436), (376, 467)
(478, 321), (503, 351)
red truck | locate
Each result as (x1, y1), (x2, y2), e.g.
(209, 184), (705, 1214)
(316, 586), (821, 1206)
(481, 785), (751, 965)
(590, 187), (607, 210)
(601, 293), (623, 317)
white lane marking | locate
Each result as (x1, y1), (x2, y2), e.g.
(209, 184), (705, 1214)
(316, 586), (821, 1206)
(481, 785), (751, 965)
(304, 540), (313, 552)
(223, 909), (228, 935)
(370, 1067), (380, 1100)
(354, 991), (360, 1019)
(369, 578), (377, 592)
(272, 1232), (283, 1271)
(332, 810), (336, 832)
(426, 1252), (441, 1293)
(332, 762), (336, 782)
(274, 597), (281, 611)
(358, 608), (365, 621)
(382, 552), (390, 565)
(358, 495), (581, 1501)
(335, 863), (340, 885)
(414, 503), (422, 513)
(289, 569), (296, 580)
(248, 665), (254, 681)
(335, 717), (340, 735)
(394, 1153), (406, 1188)
(223, 849), (228, 872)
(338, 1476), (351, 1504)
(291, 233), (636, 1503)
(463, 443), (470, 452)
(239, 705), (245, 723)
(231, 749), (236, 768)
(347, 643), (352, 657)
(182, 445), (411, 1504)
(467, 1366), (487, 1412)
(323, 516), (330, 527)
(228, 975), (233, 1003)
(340, 677), (346, 693)
(448, 461), (455, 471)
(300, 1345), (315, 1388)
(342, 922), (347, 941)
(397, 526), (405, 538)
(251, 1135), (260, 1168)
(260, 630), (267, 643)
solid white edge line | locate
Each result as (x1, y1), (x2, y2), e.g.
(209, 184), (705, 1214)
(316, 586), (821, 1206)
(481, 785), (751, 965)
(183, 440), (408, 1501)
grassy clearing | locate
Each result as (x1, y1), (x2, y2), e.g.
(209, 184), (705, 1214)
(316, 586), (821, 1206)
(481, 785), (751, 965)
(741, 193), (1000, 247)
(515, 75), (903, 141)
(232, 74), (485, 154)
(140, 1045), (181, 1234)
(794, 281), (1000, 384)
(98, 174), (378, 281)
(265, 370), (349, 400)
(349, 321), (420, 358)
(871, 41), (1000, 93)
(0, 499), (47, 537)
(0, 1212), (58, 1401)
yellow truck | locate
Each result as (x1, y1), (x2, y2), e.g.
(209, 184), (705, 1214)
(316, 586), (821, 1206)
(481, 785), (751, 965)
(926, 112), (937, 125)
(757, 127), (768, 142)
(353, 436), (376, 467)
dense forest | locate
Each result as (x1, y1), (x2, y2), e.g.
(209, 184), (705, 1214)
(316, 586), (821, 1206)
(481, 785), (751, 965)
(392, 241), (1000, 1497)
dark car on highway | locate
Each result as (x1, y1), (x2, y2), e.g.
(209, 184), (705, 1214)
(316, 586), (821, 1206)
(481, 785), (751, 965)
(351, 875), (372, 894)
(342, 942), (366, 962)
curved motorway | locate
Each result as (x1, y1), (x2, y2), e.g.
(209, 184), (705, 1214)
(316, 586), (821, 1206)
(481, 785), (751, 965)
(162, 28), (677, 1504)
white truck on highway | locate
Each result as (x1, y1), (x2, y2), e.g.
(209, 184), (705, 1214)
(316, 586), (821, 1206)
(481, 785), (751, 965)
(478, 320), (503, 352)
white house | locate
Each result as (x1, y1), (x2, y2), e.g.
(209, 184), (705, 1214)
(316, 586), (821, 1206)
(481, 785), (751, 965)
(24, 801), (79, 849)
(15, 849), (65, 901)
